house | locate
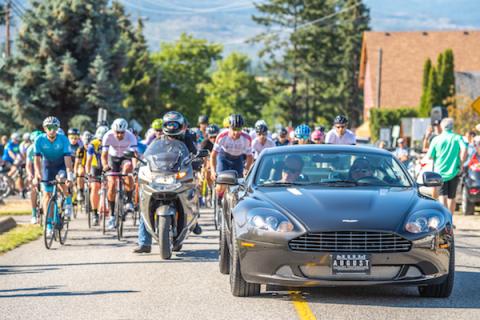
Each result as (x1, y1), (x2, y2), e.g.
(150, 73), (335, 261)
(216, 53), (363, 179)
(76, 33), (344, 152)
(358, 31), (480, 120)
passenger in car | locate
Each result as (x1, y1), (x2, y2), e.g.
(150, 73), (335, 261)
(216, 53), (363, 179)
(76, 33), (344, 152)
(349, 158), (374, 181)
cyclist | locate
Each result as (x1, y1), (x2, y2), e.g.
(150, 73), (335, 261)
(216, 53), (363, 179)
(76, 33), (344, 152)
(146, 118), (163, 145)
(34, 117), (74, 236)
(19, 133), (32, 160)
(2, 133), (25, 194)
(86, 125), (108, 226)
(250, 119), (267, 140)
(252, 123), (275, 159)
(198, 115), (209, 144)
(293, 124), (314, 145)
(275, 127), (290, 146)
(74, 131), (93, 202)
(222, 116), (230, 132)
(325, 115), (356, 145)
(26, 130), (43, 224)
(311, 129), (325, 144)
(210, 114), (253, 203)
(134, 111), (198, 253)
(68, 128), (83, 156)
(101, 118), (138, 230)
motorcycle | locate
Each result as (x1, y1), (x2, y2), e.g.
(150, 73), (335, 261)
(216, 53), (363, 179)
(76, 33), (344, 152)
(125, 138), (208, 259)
(461, 164), (480, 215)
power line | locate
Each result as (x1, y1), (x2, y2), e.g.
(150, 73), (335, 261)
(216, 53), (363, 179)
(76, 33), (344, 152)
(140, 0), (256, 13)
(118, 0), (257, 15)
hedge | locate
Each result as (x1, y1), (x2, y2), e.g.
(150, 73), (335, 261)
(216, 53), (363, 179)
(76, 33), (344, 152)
(369, 107), (418, 142)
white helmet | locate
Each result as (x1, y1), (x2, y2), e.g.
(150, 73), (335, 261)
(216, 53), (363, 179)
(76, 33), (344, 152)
(95, 126), (109, 139)
(255, 120), (267, 127)
(22, 132), (31, 141)
(81, 131), (93, 145)
(111, 118), (128, 132)
(11, 132), (20, 141)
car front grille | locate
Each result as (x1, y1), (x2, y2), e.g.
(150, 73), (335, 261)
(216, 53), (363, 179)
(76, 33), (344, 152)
(289, 231), (412, 253)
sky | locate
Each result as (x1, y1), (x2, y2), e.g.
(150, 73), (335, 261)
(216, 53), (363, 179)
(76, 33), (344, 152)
(3, 0), (480, 58)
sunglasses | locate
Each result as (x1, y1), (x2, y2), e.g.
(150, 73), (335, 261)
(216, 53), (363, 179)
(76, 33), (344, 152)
(166, 122), (180, 130)
(231, 127), (242, 132)
(45, 125), (58, 131)
(283, 166), (301, 174)
(154, 129), (163, 133)
(336, 125), (346, 129)
(296, 135), (309, 140)
(115, 131), (125, 135)
(209, 136), (217, 139)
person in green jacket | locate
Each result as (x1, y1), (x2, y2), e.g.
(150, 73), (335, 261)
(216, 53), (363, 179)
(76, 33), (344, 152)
(427, 118), (467, 214)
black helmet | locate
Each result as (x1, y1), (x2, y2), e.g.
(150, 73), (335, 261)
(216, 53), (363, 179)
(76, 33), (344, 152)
(198, 115), (209, 125)
(162, 111), (186, 136)
(206, 124), (220, 137)
(333, 115), (348, 125)
(68, 128), (80, 136)
(315, 125), (325, 132)
(278, 127), (288, 137)
(229, 114), (244, 129)
(255, 123), (268, 135)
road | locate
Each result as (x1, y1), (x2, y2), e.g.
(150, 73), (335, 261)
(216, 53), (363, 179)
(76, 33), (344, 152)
(1, 210), (480, 320)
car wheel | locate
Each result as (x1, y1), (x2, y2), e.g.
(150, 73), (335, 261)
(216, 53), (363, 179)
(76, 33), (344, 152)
(418, 240), (455, 298)
(462, 187), (475, 215)
(229, 222), (260, 297)
(219, 216), (230, 274)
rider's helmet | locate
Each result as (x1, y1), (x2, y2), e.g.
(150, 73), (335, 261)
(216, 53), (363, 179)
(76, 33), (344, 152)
(222, 116), (230, 128)
(198, 115), (209, 125)
(111, 118), (128, 132)
(315, 125), (325, 133)
(22, 132), (31, 141)
(206, 124), (220, 137)
(311, 130), (324, 141)
(30, 130), (43, 142)
(67, 128), (80, 136)
(255, 119), (267, 128)
(42, 116), (60, 128)
(11, 132), (20, 142)
(229, 114), (244, 129)
(333, 115), (348, 125)
(162, 111), (186, 136)
(278, 127), (288, 137)
(95, 126), (109, 139)
(294, 124), (311, 140)
(255, 123), (268, 135)
(151, 118), (163, 131)
(81, 131), (93, 146)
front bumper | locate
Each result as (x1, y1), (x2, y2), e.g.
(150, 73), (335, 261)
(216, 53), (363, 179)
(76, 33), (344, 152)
(238, 233), (452, 287)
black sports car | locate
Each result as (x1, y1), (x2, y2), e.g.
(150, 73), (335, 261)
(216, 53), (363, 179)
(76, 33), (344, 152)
(217, 145), (454, 297)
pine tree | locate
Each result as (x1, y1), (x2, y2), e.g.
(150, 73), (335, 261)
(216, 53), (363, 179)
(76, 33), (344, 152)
(440, 49), (455, 105)
(425, 66), (441, 112)
(2, 0), (129, 130)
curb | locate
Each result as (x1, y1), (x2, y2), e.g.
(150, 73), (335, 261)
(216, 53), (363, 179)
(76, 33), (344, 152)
(0, 217), (17, 234)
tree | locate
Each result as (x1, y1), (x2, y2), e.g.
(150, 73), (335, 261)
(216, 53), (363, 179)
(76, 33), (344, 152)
(419, 58), (432, 117)
(1, 0), (128, 130)
(69, 115), (94, 132)
(202, 53), (267, 126)
(151, 33), (222, 123)
(440, 49), (455, 105)
(425, 67), (442, 111)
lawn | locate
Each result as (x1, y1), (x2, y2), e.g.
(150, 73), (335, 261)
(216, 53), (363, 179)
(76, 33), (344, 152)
(0, 224), (43, 254)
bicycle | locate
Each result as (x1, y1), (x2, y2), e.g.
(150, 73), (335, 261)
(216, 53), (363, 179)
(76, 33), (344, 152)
(212, 182), (222, 231)
(33, 181), (44, 227)
(104, 171), (133, 240)
(43, 178), (69, 249)
(99, 173), (109, 234)
(81, 175), (92, 228)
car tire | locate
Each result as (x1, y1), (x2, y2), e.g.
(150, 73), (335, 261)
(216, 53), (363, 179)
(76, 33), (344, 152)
(219, 216), (230, 274)
(229, 223), (260, 297)
(418, 240), (455, 298)
(462, 187), (475, 215)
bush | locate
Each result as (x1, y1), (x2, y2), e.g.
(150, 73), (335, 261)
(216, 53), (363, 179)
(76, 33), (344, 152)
(370, 107), (418, 142)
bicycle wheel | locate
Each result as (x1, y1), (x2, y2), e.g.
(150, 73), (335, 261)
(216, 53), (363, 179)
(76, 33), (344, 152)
(44, 196), (56, 249)
(213, 188), (219, 230)
(59, 214), (69, 245)
(115, 192), (124, 240)
(85, 185), (91, 228)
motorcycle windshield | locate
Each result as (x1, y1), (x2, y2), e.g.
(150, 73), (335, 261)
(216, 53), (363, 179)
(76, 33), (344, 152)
(144, 139), (190, 173)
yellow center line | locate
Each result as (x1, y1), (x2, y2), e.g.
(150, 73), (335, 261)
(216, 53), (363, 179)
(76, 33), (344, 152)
(289, 290), (317, 320)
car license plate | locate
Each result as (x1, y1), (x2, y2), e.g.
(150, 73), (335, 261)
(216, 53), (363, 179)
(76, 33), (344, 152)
(331, 253), (371, 274)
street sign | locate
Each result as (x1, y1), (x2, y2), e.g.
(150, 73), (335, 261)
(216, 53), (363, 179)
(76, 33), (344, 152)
(472, 97), (480, 114)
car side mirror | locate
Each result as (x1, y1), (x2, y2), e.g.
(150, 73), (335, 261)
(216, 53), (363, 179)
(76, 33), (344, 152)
(196, 149), (209, 158)
(216, 170), (238, 186)
(422, 172), (443, 187)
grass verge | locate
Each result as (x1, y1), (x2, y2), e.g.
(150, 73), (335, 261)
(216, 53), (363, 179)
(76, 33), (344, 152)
(0, 209), (31, 216)
(0, 224), (43, 254)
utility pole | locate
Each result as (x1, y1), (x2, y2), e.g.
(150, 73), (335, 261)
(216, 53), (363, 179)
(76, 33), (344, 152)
(5, 0), (11, 57)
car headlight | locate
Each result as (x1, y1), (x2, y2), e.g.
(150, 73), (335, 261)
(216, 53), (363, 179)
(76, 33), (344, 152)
(405, 211), (446, 234)
(247, 208), (294, 232)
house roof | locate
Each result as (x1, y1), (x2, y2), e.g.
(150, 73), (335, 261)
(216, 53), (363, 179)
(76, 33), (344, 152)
(359, 31), (480, 108)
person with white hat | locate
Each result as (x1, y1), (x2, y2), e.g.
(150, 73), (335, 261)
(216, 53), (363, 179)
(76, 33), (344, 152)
(393, 137), (409, 165)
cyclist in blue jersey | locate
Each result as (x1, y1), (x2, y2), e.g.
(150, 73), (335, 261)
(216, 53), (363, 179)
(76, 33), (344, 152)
(34, 117), (74, 236)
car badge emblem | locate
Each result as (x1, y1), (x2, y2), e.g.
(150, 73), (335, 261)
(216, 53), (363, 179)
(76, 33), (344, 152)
(342, 219), (358, 223)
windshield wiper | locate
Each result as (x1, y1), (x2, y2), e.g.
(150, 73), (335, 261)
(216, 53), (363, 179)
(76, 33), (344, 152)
(259, 181), (306, 187)
(305, 180), (366, 187)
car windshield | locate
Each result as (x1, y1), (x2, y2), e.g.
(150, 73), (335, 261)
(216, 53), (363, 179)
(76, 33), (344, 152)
(255, 151), (411, 188)
(144, 138), (190, 172)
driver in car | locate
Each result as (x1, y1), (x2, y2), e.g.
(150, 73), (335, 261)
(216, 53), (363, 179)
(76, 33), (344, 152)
(349, 158), (374, 181)
(280, 154), (305, 183)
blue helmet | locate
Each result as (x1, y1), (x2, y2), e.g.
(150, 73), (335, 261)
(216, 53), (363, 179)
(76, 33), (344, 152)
(294, 124), (311, 139)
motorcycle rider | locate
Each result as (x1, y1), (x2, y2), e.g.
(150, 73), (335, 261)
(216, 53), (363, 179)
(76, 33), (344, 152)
(101, 118), (138, 230)
(133, 111), (198, 253)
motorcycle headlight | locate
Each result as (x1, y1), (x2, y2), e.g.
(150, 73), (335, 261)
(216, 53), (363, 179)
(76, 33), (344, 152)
(138, 166), (152, 183)
(247, 208), (294, 233)
(405, 211), (446, 234)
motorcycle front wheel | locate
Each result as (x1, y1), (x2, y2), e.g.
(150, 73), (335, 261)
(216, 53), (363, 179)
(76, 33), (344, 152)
(158, 215), (173, 260)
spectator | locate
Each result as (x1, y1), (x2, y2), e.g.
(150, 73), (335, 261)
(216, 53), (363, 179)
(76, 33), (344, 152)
(378, 140), (387, 149)
(427, 118), (467, 214)
(463, 130), (476, 168)
(393, 138), (409, 165)
(422, 120), (442, 152)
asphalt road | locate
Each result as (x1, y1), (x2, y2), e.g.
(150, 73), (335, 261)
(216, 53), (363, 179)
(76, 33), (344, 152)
(1, 210), (480, 320)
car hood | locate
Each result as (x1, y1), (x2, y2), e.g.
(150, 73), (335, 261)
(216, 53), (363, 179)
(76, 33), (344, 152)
(257, 187), (417, 232)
